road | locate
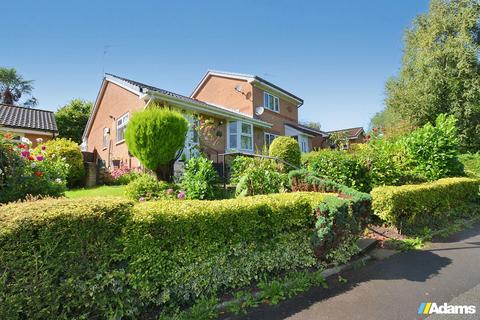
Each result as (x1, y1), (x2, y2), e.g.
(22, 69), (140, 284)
(228, 222), (480, 320)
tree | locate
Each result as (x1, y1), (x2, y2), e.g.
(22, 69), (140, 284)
(380, 0), (480, 151)
(125, 106), (189, 181)
(300, 121), (322, 131)
(55, 99), (93, 143)
(0, 67), (37, 107)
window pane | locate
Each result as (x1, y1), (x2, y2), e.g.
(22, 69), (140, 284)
(229, 121), (237, 134)
(241, 123), (251, 135)
(269, 95), (274, 110)
(264, 92), (269, 108)
(274, 97), (279, 111)
(117, 127), (125, 142)
(229, 134), (237, 149)
(241, 135), (252, 150)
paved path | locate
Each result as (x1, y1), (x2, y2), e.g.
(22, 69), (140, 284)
(228, 222), (480, 320)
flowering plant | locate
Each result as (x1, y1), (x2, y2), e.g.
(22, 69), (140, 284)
(0, 134), (68, 203)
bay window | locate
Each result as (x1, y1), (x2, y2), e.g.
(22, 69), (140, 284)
(228, 121), (253, 152)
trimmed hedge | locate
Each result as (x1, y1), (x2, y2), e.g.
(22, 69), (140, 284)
(0, 190), (370, 318)
(269, 136), (301, 170)
(0, 197), (134, 319)
(371, 178), (480, 234)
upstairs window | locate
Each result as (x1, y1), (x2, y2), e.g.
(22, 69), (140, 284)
(263, 92), (280, 112)
(116, 113), (129, 143)
(264, 132), (277, 147)
(228, 121), (253, 152)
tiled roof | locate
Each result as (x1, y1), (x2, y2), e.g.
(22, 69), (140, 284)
(106, 73), (220, 109)
(105, 73), (269, 123)
(327, 127), (364, 139)
(0, 103), (57, 132)
(285, 123), (328, 137)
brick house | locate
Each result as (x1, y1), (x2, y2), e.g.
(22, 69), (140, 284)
(327, 127), (365, 148)
(0, 103), (58, 146)
(82, 72), (328, 170)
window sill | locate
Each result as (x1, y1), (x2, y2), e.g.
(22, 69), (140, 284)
(116, 139), (125, 145)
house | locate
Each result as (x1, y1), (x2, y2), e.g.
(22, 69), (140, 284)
(327, 126), (365, 148)
(82, 72), (327, 170)
(0, 103), (58, 146)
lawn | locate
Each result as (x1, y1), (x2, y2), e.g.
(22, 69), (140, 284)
(65, 185), (126, 198)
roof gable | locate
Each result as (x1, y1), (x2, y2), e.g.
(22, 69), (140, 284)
(191, 70), (304, 106)
(0, 103), (57, 132)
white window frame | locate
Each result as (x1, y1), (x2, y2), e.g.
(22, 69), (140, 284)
(299, 135), (309, 153)
(227, 121), (254, 152)
(264, 132), (278, 147)
(102, 127), (109, 150)
(263, 91), (280, 112)
(116, 113), (129, 143)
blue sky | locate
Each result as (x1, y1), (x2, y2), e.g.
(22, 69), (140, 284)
(2, 0), (429, 131)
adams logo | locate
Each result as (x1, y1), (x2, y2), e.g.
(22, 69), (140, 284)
(418, 302), (476, 315)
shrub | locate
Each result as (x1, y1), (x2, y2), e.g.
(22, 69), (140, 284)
(269, 136), (301, 170)
(181, 156), (219, 200)
(302, 149), (370, 192)
(39, 138), (85, 187)
(403, 114), (464, 181)
(234, 157), (288, 197)
(125, 106), (189, 181)
(0, 190), (369, 318)
(125, 173), (172, 201)
(105, 167), (141, 185)
(122, 193), (321, 310)
(288, 169), (372, 259)
(371, 177), (480, 234)
(459, 153), (480, 177)
(0, 197), (134, 319)
(0, 136), (68, 203)
(357, 138), (423, 187)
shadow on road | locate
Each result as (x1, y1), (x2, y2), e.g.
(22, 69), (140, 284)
(221, 248), (452, 320)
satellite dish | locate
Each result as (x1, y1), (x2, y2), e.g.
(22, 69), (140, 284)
(255, 106), (265, 116)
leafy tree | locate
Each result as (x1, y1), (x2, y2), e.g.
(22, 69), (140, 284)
(125, 106), (189, 181)
(381, 0), (480, 151)
(55, 99), (93, 143)
(300, 121), (322, 131)
(0, 67), (37, 107)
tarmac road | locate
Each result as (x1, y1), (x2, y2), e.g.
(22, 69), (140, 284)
(228, 222), (480, 320)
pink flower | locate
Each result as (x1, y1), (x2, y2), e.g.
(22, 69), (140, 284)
(139, 197), (145, 202)
(177, 191), (186, 200)
(36, 155), (44, 161)
(166, 188), (174, 195)
(21, 150), (30, 158)
(41, 145), (46, 151)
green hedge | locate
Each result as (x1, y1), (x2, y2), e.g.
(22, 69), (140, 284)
(0, 191), (370, 318)
(371, 178), (480, 234)
(0, 197), (134, 319)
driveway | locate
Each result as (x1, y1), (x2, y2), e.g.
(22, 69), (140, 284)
(226, 222), (480, 320)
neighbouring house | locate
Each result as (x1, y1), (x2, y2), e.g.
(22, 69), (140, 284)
(0, 103), (58, 146)
(327, 126), (365, 148)
(82, 72), (328, 171)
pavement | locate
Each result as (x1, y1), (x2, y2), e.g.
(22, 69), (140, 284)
(226, 222), (480, 320)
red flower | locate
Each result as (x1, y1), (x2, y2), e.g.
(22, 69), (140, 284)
(41, 145), (46, 150)
(366, 134), (371, 140)
(18, 143), (26, 149)
(372, 127), (378, 132)
(28, 155), (35, 161)
(34, 171), (43, 177)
